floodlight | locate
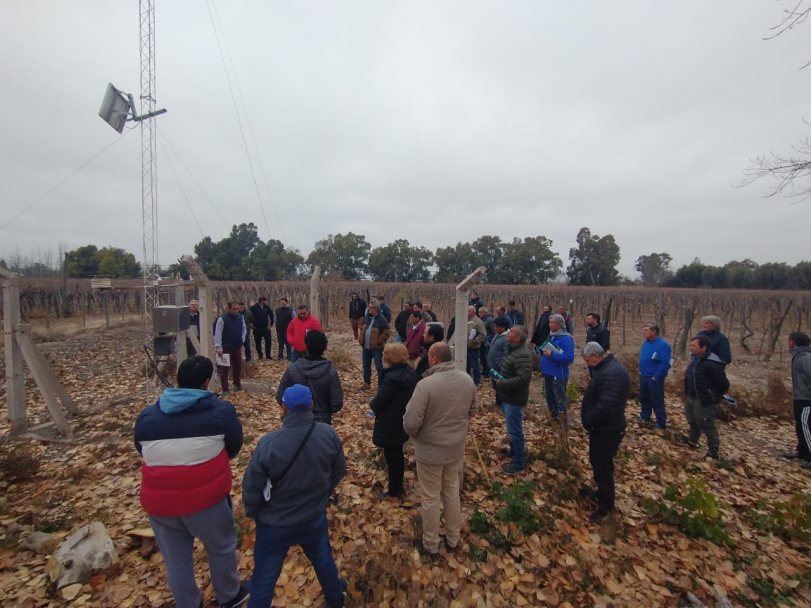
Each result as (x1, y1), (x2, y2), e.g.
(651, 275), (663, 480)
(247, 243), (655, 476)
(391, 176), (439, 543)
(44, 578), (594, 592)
(98, 83), (132, 133)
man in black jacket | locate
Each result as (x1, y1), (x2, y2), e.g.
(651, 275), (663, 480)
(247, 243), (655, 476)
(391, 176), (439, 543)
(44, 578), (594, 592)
(506, 301), (525, 327)
(697, 315), (732, 365)
(394, 302), (413, 343)
(250, 297), (275, 360)
(581, 342), (630, 522)
(415, 324), (444, 380)
(275, 298), (295, 361)
(683, 335), (730, 461)
(496, 325), (533, 475)
(275, 331), (344, 425)
(585, 313), (610, 378)
(348, 292), (367, 340)
(531, 305), (552, 347)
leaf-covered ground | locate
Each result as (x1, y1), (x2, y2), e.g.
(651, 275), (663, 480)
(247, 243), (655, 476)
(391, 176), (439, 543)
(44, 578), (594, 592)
(1, 324), (810, 608)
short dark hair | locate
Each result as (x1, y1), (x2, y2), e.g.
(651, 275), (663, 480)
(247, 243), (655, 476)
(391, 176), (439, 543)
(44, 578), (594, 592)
(790, 331), (811, 347)
(426, 324), (444, 342)
(691, 335), (711, 350)
(404, 301), (412, 307)
(304, 330), (328, 357)
(494, 317), (510, 330)
(227, 301), (237, 308)
(413, 302), (422, 308)
(410, 310), (422, 319)
(238, 301), (246, 306)
(587, 312), (601, 324)
(508, 300), (516, 306)
(259, 296), (268, 303)
(297, 304), (309, 311)
(177, 356), (214, 389)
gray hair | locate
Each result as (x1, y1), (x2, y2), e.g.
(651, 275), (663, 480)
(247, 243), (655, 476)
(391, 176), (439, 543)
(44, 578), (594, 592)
(479, 306), (488, 313)
(549, 314), (566, 327)
(702, 315), (721, 330)
(510, 325), (528, 342)
(582, 342), (605, 357)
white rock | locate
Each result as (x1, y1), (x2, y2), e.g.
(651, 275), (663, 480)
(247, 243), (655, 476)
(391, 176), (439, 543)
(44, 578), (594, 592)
(49, 522), (117, 589)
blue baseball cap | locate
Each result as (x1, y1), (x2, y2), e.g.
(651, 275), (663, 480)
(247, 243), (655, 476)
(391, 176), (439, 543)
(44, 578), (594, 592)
(282, 384), (312, 411)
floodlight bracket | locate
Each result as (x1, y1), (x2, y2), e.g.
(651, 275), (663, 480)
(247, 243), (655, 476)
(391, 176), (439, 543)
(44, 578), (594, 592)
(126, 93), (167, 122)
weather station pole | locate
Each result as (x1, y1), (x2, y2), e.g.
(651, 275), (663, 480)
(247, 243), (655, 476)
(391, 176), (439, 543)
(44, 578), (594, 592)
(453, 266), (486, 372)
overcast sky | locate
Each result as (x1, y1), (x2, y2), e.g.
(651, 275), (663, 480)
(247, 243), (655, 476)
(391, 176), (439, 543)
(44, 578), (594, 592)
(1, 0), (809, 277)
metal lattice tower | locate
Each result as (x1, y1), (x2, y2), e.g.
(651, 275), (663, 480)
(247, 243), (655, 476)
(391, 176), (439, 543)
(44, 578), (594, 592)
(140, 0), (159, 399)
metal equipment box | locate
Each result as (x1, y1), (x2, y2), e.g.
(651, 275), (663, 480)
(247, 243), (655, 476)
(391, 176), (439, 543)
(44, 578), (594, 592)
(154, 335), (176, 356)
(153, 305), (191, 333)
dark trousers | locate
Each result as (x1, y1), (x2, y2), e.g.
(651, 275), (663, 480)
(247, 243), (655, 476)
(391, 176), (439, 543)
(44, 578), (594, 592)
(480, 345), (490, 377)
(250, 514), (343, 608)
(362, 348), (384, 386)
(491, 378), (502, 408)
(466, 348), (481, 385)
(685, 397), (719, 456)
(276, 329), (292, 361)
(243, 333), (252, 362)
(794, 399), (811, 459)
(253, 327), (272, 359)
(588, 429), (625, 513)
(218, 349), (242, 392)
(350, 317), (361, 340)
(639, 375), (667, 429)
(383, 446), (405, 496)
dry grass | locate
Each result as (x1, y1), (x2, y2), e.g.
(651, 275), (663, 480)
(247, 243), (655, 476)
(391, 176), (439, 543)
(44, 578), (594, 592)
(0, 441), (41, 482)
(729, 373), (794, 421)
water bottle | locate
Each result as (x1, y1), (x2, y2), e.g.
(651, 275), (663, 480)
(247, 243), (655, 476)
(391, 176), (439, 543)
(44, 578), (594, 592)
(489, 369), (505, 381)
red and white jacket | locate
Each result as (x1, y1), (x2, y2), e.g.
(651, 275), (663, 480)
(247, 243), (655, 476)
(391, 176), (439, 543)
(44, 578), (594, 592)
(134, 389), (243, 517)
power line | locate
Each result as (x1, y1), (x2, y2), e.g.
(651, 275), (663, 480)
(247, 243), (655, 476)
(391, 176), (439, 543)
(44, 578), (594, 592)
(204, 0), (273, 242)
(210, 0), (286, 244)
(157, 135), (206, 238)
(0, 130), (135, 232)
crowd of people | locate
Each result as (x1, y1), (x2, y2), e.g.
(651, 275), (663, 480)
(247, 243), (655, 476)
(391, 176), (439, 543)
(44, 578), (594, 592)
(133, 292), (811, 608)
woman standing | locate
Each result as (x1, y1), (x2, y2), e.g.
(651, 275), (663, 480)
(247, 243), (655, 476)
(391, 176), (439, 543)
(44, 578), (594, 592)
(370, 343), (417, 499)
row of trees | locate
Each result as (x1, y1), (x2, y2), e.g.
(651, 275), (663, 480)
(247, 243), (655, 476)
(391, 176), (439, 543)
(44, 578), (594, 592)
(0, 245), (142, 279)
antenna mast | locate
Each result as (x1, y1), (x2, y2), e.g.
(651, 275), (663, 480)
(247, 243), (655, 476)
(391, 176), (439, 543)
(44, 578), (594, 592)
(140, 0), (159, 399)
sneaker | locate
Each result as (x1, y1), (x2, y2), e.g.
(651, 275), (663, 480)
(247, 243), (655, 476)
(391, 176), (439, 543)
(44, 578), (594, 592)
(220, 583), (250, 608)
(782, 452), (807, 460)
(502, 463), (525, 475)
(414, 538), (438, 559)
(704, 452), (719, 462)
(221, 390), (230, 397)
(440, 535), (459, 553)
(803, 461), (811, 470)
(638, 418), (655, 429)
(680, 437), (700, 449)
(653, 427), (666, 437)
(589, 509), (612, 523)
(380, 490), (404, 500)
(233, 386), (245, 393)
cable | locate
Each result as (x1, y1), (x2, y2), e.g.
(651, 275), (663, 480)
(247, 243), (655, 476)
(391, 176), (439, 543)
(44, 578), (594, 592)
(143, 344), (174, 388)
(204, 0), (273, 242)
(0, 130), (135, 232)
(157, 130), (229, 226)
(157, 133), (206, 238)
(210, 0), (286, 244)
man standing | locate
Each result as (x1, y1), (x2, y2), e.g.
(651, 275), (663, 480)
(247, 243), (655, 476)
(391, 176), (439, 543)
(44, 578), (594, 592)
(405, 310), (426, 367)
(275, 298), (295, 361)
(215, 302), (247, 396)
(469, 291), (484, 313)
(506, 301), (525, 327)
(540, 314), (575, 424)
(134, 356), (249, 608)
(558, 305), (575, 335)
(404, 343), (479, 557)
(412, 302), (433, 324)
(242, 384), (347, 608)
(287, 305), (322, 363)
(394, 302), (413, 344)
(423, 302), (438, 322)
(638, 324), (671, 435)
(375, 294), (392, 323)
(494, 306), (512, 328)
(487, 318), (510, 408)
(531, 305), (552, 347)
(466, 305), (487, 385)
(238, 302), (253, 363)
(275, 331), (344, 425)
(683, 336), (730, 461)
(250, 297), (275, 360)
(585, 313), (610, 352)
(415, 324), (444, 380)
(348, 292), (367, 340)
(784, 332), (811, 468)
(187, 300), (201, 356)
(580, 342), (630, 522)
(359, 302), (391, 389)
(697, 315), (732, 365)
(496, 325), (532, 474)
(478, 307), (495, 377)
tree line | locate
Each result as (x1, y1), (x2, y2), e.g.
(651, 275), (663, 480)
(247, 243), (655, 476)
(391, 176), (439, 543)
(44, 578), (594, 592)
(4, 224), (809, 290)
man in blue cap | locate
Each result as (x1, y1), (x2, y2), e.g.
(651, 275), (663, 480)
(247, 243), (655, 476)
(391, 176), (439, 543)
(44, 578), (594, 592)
(242, 385), (347, 608)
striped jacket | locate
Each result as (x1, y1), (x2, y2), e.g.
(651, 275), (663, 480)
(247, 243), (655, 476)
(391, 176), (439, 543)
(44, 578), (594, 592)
(134, 389), (243, 517)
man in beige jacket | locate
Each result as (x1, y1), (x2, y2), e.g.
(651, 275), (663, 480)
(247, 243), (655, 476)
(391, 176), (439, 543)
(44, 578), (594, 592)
(466, 305), (487, 385)
(404, 343), (479, 557)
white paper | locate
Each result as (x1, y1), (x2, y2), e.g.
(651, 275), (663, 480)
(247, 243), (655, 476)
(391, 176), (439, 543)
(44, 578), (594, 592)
(216, 353), (231, 367)
(468, 328), (477, 340)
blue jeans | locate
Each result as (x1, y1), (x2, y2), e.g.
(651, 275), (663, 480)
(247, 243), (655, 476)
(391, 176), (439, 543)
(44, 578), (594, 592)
(148, 497), (240, 608)
(503, 403), (525, 469)
(394, 335), (405, 343)
(249, 513), (343, 608)
(362, 348), (384, 386)
(544, 374), (568, 420)
(466, 348), (481, 384)
(639, 375), (667, 429)
(276, 330), (292, 360)
(291, 349), (306, 363)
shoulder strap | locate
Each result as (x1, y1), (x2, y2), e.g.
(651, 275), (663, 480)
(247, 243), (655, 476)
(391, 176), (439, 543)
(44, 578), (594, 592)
(271, 421), (316, 485)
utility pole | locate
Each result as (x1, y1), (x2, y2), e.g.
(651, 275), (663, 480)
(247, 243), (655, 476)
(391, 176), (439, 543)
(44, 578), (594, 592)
(61, 252), (68, 318)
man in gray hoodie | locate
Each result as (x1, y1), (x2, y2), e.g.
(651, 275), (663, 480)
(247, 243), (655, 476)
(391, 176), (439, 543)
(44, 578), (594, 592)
(242, 384), (347, 608)
(783, 332), (811, 469)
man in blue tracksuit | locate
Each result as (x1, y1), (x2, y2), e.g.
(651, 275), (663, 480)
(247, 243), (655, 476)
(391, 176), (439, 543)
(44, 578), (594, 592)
(539, 314), (575, 424)
(638, 324), (672, 434)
